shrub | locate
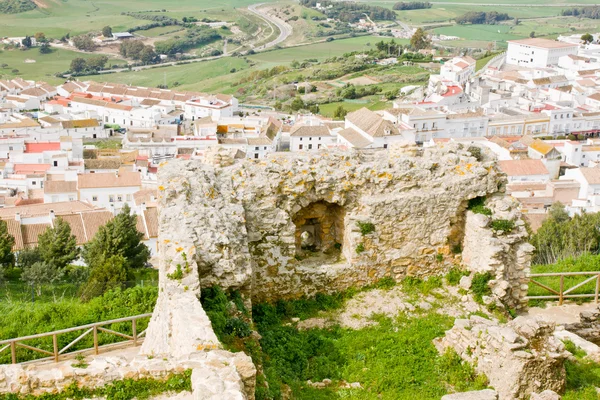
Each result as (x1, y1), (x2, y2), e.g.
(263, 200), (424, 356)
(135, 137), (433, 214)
(355, 243), (365, 254)
(356, 221), (375, 235)
(446, 267), (469, 286)
(490, 219), (515, 233)
(467, 197), (492, 216)
(467, 146), (483, 161)
(471, 272), (492, 303)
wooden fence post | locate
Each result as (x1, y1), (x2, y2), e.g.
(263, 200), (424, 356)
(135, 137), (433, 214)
(52, 334), (58, 363)
(596, 274), (600, 304)
(132, 319), (137, 346)
(559, 275), (565, 306)
(10, 341), (15, 364)
(93, 326), (99, 355)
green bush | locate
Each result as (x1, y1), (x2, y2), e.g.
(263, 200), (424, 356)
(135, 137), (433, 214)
(356, 221), (375, 235)
(490, 219), (515, 233)
(446, 267), (469, 286)
(471, 272), (492, 303)
(355, 243), (365, 254)
(467, 197), (492, 216)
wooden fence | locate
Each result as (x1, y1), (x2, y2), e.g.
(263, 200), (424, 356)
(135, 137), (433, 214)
(528, 271), (600, 305)
(0, 313), (152, 364)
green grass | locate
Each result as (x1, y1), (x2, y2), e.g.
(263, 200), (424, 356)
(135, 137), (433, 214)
(79, 57), (250, 92)
(319, 98), (392, 117)
(0, 0), (276, 38)
(528, 254), (600, 305)
(248, 36), (406, 64)
(138, 25), (186, 38)
(0, 285), (158, 363)
(0, 47), (126, 84)
(475, 53), (498, 71)
(434, 24), (521, 42)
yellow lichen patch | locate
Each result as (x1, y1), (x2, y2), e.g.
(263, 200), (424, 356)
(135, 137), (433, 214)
(302, 170), (308, 175)
(164, 239), (171, 244)
(159, 161), (168, 168)
(175, 247), (184, 253)
(158, 185), (165, 191)
(454, 165), (465, 176)
(378, 172), (393, 180)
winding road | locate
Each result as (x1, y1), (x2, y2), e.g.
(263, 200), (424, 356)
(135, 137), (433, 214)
(247, 3), (292, 50)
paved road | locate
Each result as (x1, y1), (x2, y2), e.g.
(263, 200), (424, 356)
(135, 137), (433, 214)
(248, 3), (292, 50)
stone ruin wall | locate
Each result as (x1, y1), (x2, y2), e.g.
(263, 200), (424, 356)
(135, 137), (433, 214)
(151, 143), (531, 305)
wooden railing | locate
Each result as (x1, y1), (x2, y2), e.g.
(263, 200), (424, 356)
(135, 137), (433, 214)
(528, 272), (600, 305)
(0, 313), (152, 364)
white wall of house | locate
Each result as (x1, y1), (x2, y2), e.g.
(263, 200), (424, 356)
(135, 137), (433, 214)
(78, 186), (140, 211)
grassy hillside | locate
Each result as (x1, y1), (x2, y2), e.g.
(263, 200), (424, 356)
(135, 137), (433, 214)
(0, 0), (276, 38)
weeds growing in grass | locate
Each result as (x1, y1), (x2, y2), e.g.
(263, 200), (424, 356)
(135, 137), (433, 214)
(446, 267), (469, 286)
(471, 272), (492, 303)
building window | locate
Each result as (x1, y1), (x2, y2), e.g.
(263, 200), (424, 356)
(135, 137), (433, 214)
(32, 181), (36, 185)
(109, 195), (115, 202)
(92, 196), (98, 201)
(383, 144), (388, 149)
(254, 153), (259, 159)
(299, 144), (303, 150)
(308, 144), (313, 150)
(126, 194), (132, 201)
(69, 196), (75, 201)
(255, 146), (259, 150)
(53, 161), (58, 167)
(318, 144), (321, 149)
(264, 146), (267, 150)
(8, 146), (12, 151)
(117, 195), (123, 202)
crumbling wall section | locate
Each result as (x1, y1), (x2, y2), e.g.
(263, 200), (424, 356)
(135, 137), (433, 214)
(462, 196), (534, 310)
(435, 316), (569, 400)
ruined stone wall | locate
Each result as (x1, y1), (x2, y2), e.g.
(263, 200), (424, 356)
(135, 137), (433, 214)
(462, 196), (535, 310)
(435, 316), (569, 400)
(154, 144), (511, 303)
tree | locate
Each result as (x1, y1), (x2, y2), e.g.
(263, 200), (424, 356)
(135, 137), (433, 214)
(80, 255), (128, 300)
(139, 46), (157, 64)
(333, 105), (348, 119)
(86, 55), (108, 70)
(410, 27), (430, 50)
(37, 217), (79, 270)
(72, 35), (97, 52)
(34, 32), (45, 40)
(16, 247), (41, 269)
(39, 43), (52, 54)
(102, 26), (113, 38)
(70, 57), (87, 73)
(529, 31), (536, 38)
(290, 96), (305, 112)
(581, 33), (594, 44)
(21, 36), (32, 48)
(82, 204), (149, 271)
(0, 220), (15, 269)
(21, 262), (63, 296)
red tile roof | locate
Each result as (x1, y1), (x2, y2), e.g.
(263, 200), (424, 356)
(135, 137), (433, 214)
(13, 164), (51, 174)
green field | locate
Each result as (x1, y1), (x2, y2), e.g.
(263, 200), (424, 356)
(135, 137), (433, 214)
(79, 57), (251, 92)
(319, 99), (392, 117)
(249, 35), (408, 65)
(0, 0), (276, 38)
(139, 25), (186, 38)
(0, 47), (126, 83)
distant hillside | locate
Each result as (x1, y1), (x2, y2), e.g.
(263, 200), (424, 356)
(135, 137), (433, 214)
(0, 0), (36, 14)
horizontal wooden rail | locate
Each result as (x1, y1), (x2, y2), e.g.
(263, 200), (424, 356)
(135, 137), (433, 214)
(0, 313), (152, 364)
(527, 271), (600, 305)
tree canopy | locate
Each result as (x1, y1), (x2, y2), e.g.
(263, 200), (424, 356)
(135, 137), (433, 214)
(82, 204), (149, 271)
(410, 28), (431, 50)
(37, 217), (79, 270)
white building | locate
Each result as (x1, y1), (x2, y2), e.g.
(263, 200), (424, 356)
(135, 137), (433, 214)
(338, 108), (413, 149)
(498, 159), (550, 183)
(290, 125), (335, 151)
(77, 171), (141, 212)
(506, 38), (579, 68)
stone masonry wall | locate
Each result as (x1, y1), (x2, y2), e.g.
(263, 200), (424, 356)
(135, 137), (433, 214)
(435, 316), (569, 400)
(462, 195), (535, 310)
(154, 144), (513, 303)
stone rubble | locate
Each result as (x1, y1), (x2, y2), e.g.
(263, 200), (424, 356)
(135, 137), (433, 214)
(441, 389), (498, 400)
(0, 351), (255, 400)
(435, 316), (569, 400)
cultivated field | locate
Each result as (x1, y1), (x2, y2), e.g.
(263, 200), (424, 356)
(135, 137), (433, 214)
(0, 47), (126, 83)
(0, 0), (276, 38)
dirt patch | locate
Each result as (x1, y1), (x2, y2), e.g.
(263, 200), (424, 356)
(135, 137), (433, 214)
(31, 0), (49, 9)
(297, 284), (489, 331)
(346, 76), (381, 86)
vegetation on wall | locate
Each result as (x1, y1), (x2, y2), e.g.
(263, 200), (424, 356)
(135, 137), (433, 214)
(0, 371), (191, 400)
